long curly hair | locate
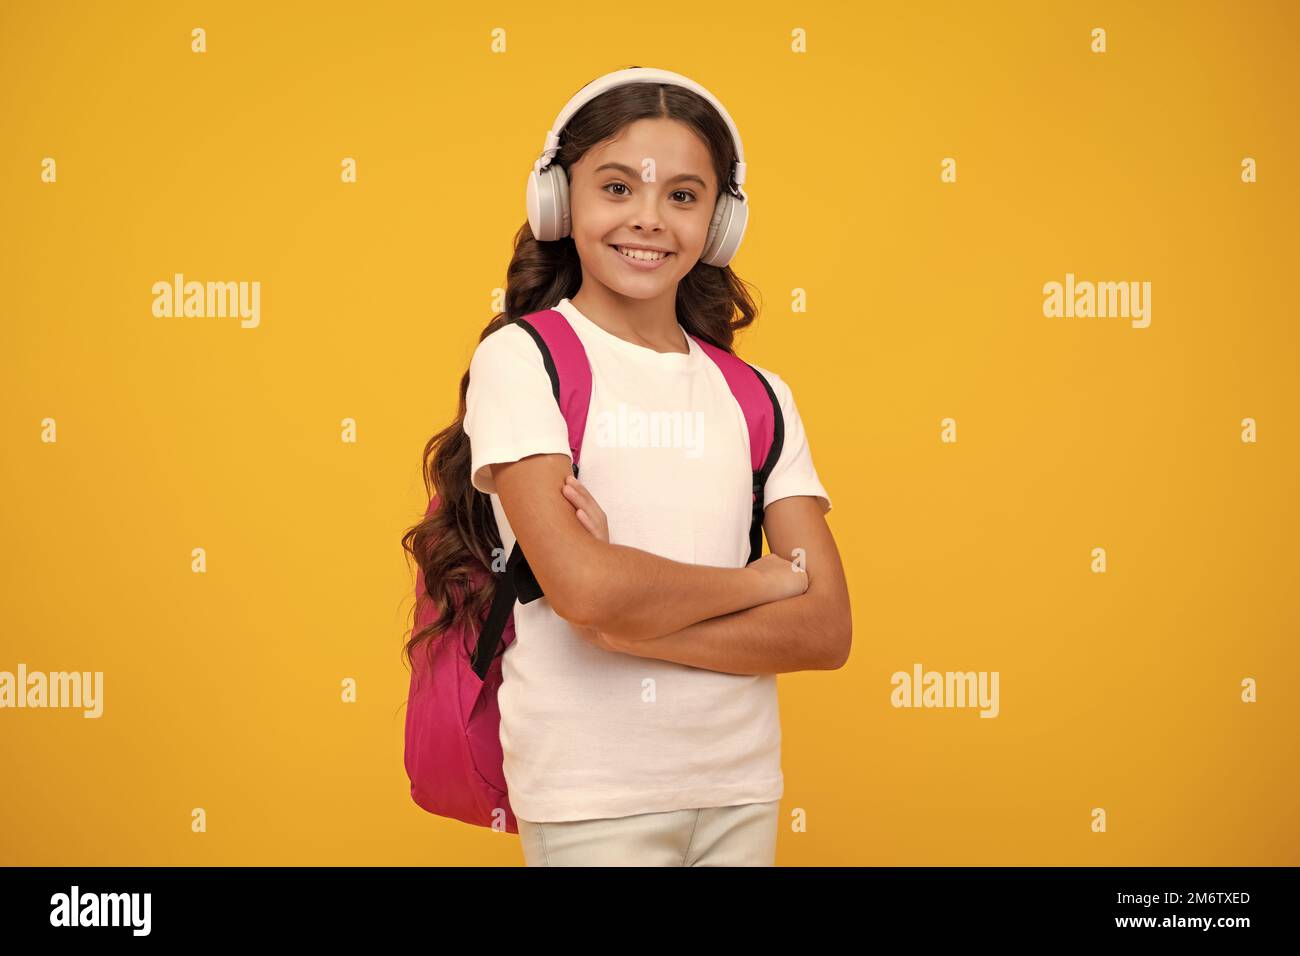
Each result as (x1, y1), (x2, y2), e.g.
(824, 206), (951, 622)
(400, 72), (762, 671)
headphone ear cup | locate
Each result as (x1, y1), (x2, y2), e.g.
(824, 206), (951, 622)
(699, 192), (748, 268)
(526, 164), (572, 241)
(551, 164), (571, 239)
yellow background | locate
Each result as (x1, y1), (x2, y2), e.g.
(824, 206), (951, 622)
(2, 0), (1296, 865)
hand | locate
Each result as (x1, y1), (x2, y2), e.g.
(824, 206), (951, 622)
(747, 551), (809, 602)
(561, 473), (622, 651)
(562, 473), (609, 543)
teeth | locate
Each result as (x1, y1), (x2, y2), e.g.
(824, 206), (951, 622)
(616, 246), (667, 261)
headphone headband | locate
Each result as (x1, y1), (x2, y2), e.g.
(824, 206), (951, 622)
(532, 67), (747, 203)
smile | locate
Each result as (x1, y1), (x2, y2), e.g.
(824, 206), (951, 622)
(611, 245), (674, 270)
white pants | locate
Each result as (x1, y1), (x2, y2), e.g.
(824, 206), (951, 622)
(517, 800), (780, 866)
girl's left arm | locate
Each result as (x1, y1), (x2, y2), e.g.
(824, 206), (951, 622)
(595, 495), (852, 675)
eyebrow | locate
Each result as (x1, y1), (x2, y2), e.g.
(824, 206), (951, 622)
(593, 162), (708, 188)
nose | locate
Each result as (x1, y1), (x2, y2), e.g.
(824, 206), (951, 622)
(628, 192), (665, 233)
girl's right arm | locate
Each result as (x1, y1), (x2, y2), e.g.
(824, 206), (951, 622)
(491, 452), (805, 642)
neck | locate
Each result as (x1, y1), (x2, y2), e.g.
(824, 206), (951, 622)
(570, 283), (689, 355)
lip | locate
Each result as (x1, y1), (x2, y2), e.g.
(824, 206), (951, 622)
(610, 244), (674, 271)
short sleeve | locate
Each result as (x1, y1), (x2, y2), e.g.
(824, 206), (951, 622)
(463, 323), (572, 495)
(754, 366), (832, 515)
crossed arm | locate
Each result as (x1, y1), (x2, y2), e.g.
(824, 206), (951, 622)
(489, 453), (852, 675)
(592, 493), (851, 675)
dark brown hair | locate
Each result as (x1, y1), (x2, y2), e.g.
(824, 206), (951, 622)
(400, 73), (761, 670)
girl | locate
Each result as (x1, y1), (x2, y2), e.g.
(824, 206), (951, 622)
(403, 67), (851, 866)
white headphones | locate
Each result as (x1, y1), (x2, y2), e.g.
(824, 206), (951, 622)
(525, 67), (749, 268)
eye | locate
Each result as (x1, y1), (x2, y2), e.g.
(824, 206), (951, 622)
(602, 182), (698, 204)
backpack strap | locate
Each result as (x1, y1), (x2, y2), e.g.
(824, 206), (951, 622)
(689, 336), (785, 564)
(512, 310), (595, 474)
(470, 310), (592, 679)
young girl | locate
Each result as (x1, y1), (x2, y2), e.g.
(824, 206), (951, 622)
(404, 67), (851, 866)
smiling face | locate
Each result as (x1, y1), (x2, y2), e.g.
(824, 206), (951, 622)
(566, 117), (720, 303)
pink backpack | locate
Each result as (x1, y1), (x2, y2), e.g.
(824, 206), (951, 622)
(403, 307), (786, 832)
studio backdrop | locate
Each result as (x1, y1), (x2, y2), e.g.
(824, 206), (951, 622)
(2, 0), (1296, 865)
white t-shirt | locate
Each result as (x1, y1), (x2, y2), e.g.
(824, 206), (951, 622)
(462, 295), (832, 823)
